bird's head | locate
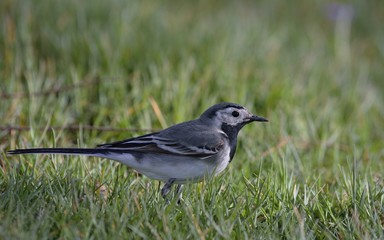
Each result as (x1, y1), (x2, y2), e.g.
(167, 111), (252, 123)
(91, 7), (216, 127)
(200, 102), (268, 130)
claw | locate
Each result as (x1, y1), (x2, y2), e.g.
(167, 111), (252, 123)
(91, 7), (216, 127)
(161, 178), (176, 199)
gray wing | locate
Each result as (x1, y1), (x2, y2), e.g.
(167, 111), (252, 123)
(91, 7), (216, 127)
(97, 120), (227, 159)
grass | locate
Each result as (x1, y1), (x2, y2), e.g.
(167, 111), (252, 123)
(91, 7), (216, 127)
(1, 0), (383, 239)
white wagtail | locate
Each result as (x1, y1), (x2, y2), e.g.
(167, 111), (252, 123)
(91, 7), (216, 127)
(8, 102), (268, 200)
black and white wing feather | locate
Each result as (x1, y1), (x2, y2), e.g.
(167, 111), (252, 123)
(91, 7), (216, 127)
(97, 121), (227, 159)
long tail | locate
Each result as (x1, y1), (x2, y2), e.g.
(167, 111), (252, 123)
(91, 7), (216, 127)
(7, 148), (110, 156)
(7, 147), (139, 170)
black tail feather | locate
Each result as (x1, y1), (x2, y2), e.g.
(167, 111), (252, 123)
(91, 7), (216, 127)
(7, 148), (108, 156)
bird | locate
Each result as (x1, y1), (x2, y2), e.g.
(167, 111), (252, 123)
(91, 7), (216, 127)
(8, 102), (268, 201)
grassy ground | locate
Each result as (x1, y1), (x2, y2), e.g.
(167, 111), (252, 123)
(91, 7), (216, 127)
(1, 0), (383, 239)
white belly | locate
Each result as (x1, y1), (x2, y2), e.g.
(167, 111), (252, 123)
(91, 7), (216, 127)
(101, 148), (231, 183)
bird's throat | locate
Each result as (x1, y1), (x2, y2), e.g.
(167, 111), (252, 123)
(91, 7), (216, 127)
(221, 123), (240, 161)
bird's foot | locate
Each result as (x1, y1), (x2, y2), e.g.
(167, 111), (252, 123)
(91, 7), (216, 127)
(161, 178), (176, 199)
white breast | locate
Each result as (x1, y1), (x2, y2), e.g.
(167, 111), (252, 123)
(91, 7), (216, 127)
(212, 146), (231, 176)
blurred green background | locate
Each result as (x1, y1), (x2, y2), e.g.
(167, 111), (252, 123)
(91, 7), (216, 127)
(1, 0), (383, 239)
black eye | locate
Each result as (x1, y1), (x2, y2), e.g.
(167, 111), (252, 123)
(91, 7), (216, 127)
(232, 111), (239, 117)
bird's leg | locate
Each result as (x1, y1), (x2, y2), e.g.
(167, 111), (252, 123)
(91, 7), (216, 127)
(175, 184), (183, 204)
(161, 178), (176, 199)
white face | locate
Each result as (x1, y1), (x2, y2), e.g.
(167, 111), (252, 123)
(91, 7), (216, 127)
(214, 107), (253, 126)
